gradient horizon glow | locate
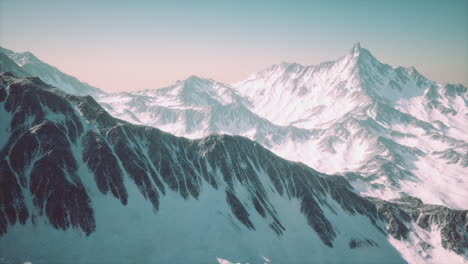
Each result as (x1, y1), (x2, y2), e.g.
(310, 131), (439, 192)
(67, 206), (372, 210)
(1, 0), (467, 92)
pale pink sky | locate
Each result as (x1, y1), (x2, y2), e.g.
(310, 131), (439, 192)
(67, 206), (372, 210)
(1, 0), (467, 92)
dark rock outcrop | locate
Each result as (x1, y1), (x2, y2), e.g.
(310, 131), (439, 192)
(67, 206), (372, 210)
(0, 73), (466, 258)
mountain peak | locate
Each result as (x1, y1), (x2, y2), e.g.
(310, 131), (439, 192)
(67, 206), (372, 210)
(351, 42), (361, 54)
(186, 75), (208, 82)
(180, 75), (215, 88)
(348, 42), (374, 60)
(21, 51), (41, 63)
(406, 66), (418, 76)
(343, 42), (381, 68)
(174, 76), (210, 88)
(10, 51), (42, 66)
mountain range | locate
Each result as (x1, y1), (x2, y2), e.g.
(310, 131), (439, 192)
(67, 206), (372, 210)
(0, 44), (466, 263)
(97, 43), (467, 209)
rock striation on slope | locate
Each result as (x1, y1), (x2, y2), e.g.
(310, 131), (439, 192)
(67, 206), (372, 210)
(0, 72), (466, 263)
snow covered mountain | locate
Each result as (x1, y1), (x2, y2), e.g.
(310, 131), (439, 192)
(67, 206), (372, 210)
(97, 43), (468, 210)
(98, 76), (313, 149)
(0, 73), (466, 263)
(0, 47), (106, 97)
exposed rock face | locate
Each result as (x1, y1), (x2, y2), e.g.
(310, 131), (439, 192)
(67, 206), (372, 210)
(373, 197), (468, 256)
(0, 74), (94, 235)
(349, 238), (379, 249)
(0, 73), (466, 262)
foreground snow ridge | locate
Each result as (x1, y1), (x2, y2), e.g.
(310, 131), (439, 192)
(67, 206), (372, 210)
(0, 73), (466, 263)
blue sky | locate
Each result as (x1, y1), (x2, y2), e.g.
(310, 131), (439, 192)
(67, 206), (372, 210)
(1, 0), (467, 91)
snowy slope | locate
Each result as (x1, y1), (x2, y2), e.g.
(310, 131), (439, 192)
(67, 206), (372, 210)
(233, 43), (468, 209)
(0, 46), (106, 97)
(97, 76), (313, 149)
(98, 43), (467, 210)
(234, 43), (435, 128)
(0, 73), (466, 263)
(0, 53), (30, 78)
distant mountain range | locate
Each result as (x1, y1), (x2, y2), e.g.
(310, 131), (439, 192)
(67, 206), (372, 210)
(0, 44), (466, 263)
(14, 43), (462, 208)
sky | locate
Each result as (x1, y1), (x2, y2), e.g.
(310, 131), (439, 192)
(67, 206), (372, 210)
(0, 0), (467, 92)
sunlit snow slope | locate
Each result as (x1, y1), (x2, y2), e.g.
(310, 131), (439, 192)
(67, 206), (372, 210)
(0, 73), (466, 264)
(97, 44), (468, 209)
(0, 47), (106, 97)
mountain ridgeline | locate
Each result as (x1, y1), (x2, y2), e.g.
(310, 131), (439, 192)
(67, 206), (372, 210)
(0, 73), (467, 263)
(1, 42), (468, 263)
(0, 47), (105, 97)
(98, 44), (468, 210)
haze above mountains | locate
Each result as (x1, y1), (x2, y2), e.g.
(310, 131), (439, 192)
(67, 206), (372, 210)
(0, 44), (466, 263)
